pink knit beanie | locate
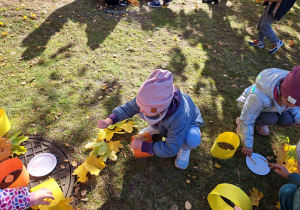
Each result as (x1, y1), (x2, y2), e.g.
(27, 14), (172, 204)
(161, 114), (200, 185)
(281, 66), (300, 107)
(136, 69), (175, 116)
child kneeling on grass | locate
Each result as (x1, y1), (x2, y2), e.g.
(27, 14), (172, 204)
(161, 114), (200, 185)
(236, 66), (300, 157)
(97, 69), (204, 169)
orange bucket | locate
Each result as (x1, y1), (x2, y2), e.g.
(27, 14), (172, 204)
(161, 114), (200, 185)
(131, 132), (154, 158)
(0, 157), (29, 189)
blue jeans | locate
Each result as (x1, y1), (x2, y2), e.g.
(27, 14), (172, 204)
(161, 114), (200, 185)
(279, 184), (297, 210)
(257, 6), (278, 43)
(255, 111), (294, 127)
(181, 126), (201, 150)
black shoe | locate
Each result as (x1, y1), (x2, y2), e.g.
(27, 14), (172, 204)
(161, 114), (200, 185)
(202, 0), (218, 3)
(120, 0), (129, 6)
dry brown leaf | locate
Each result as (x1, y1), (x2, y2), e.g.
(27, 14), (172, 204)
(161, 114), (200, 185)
(170, 204), (179, 210)
(206, 44), (212, 49)
(5, 175), (14, 183)
(71, 160), (78, 167)
(60, 164), (66, 169)
(0, 137), (12, 162)
(185, 201), (192, 210)
(74, 187), (80, 195)
(289, 40), (295, 47)
(81, 190), (87, 197)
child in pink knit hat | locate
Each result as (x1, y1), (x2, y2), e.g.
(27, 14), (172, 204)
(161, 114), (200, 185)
(236, 66), (300, 157)
(97, 69), (204, 169)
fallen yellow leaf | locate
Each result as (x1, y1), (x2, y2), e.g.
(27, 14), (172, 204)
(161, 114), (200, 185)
(30, 13), (36, 19)
(23, 16), (27, 19)
(0, 22), (3, 26)
(186, 179), (191, 184)
(214, 163), (221, 168)
(249, 187), (263, 207)
(2, 32), (8, 36)
(185, 201), (192, 210)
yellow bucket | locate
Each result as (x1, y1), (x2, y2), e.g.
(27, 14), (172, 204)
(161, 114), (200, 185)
(0, 109), (11, 137)
(207, 183), (252, 210)
(211, 132), (240, 159)
(30, 178), (65, 209)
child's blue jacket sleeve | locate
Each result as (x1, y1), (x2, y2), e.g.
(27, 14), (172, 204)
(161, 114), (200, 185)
(111, 98), (140, 121)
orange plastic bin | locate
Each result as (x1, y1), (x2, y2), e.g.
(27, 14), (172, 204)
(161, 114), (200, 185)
(0, 157), (29, 189)
(131, 132), (154, 158)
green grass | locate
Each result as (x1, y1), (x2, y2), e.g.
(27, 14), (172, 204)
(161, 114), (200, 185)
(0, 0), (300, 209)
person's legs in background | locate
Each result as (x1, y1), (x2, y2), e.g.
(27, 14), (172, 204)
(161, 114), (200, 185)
(255, 112), (278, 135)
(279, 184), (297, 210)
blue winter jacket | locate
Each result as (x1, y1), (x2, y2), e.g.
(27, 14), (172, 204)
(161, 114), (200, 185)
(111, 91), (204, 158)
(236, 68), (300, 148)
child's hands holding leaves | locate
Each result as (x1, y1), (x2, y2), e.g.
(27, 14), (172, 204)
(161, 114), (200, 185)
(97, 118), (113, 129)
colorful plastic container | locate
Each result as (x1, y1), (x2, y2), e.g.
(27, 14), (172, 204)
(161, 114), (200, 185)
(0, 109), (11, 137)
(208, 183), (252, 210)
(131, 132), (154, 158)
(211, 132), (240, 159)
(0, 157), (29, 189)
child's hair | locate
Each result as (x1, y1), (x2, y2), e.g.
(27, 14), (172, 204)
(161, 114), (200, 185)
(280, 66), (300, 107)
(136, 69), (175, 116)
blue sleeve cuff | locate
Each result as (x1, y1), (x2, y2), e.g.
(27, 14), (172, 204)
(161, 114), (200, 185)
(108, 114), (119, 124)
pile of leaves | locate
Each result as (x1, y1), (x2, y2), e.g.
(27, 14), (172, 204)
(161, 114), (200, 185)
(275, 137), (298, 173)
(0, 131), (28, 162)
(72, 120), (137, 183)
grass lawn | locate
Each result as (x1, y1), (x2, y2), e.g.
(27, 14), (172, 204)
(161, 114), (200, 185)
(0, 0), (300, 209)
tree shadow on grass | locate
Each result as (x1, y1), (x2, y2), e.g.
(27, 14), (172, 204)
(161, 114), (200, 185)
(21, 0), (125, 61)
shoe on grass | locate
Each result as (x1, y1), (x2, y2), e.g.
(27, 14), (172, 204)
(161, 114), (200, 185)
(119, 0), (128, 6)
(256, 125), (269, 136)
(175, 148), (191, 170)
(138, 126), (160, 136)
(147, 0), (161, 7)
(248, 39), (265, 48)
(269, 39), (284, 54)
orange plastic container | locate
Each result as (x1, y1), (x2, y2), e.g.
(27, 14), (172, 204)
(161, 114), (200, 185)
(0, 157), (29, 189)
(131, 132), (154, 158)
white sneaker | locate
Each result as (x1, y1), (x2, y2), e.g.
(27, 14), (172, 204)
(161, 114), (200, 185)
(138, 126), (160, 136)
(175, 149), (191, 169)
(256, 125), (269, 136)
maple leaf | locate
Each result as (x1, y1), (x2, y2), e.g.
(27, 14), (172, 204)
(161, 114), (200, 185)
(275, 139), (298, 173)
(72, 156), (106, 183)
(108, 141), (123, 152)
(275, 201), (280, 209)
(49, 198), (74, 210)
(108, 150), (117, 161)
(97, 129), (106, 142)
(12, 145), (27, 155)
(249, 187), (263, 206)
(104, 127), (123, 141)
(0, 137), (12, 162)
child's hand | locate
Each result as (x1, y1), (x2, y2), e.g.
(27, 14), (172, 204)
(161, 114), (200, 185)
(128, 139), (143, 150)
(234, 206), (242, 210)
(268, 163), (290, 178)
(97, 118), (113, 129)
(242, 147), (253, 157)
(29, 188), (54, 207)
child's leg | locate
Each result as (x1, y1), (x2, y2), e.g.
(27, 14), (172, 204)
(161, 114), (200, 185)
(175, 126), (201, 170)
(181, 126), (201, 150)
(275, 111), (294, 127)
(255, 112), (279, 126)
(279, 184), (297, 210)
(257, 10), (277, 43)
